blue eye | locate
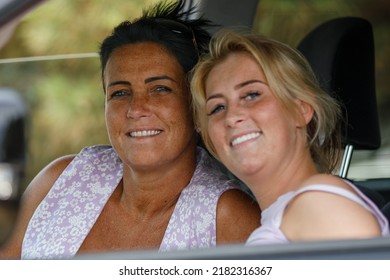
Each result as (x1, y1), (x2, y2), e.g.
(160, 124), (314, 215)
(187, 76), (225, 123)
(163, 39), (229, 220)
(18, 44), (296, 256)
(110, 90), (128, 98)
(154, 86), (172, 94)
(244, 91), (261, 100)
(208, 104), (225, 116)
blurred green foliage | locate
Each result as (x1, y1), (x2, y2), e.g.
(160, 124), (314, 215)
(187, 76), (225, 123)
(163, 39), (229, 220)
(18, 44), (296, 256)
(0, 0), (160, 187)
(0, 0), (388, 188)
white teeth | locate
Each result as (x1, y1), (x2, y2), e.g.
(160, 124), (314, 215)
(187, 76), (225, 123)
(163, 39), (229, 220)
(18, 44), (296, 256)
(231, 132), (260, 146)
(130, 130), (161, 137)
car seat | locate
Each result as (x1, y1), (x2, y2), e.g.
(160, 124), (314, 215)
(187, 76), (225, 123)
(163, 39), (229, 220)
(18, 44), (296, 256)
(297, 16), (381, 177)
(382, 202), (390, 225)
(297, 17), (388, 213)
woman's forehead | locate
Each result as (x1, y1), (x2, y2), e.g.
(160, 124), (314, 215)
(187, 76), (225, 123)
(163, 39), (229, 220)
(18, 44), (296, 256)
(104, 42), (185, 80)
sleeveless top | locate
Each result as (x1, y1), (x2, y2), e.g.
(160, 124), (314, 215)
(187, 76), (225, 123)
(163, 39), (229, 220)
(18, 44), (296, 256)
(21, 145), (239, 259)
(246, 182), (389, 246)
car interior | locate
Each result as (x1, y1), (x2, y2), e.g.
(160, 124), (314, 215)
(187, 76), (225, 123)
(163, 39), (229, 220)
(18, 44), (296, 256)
(297, 16), (390, 220)
(0, 0), (389, 259)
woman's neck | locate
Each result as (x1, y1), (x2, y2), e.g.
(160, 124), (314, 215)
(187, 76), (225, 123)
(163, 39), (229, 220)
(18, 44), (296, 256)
(245, 153), (318, 210)
(119, 147), (197, 217)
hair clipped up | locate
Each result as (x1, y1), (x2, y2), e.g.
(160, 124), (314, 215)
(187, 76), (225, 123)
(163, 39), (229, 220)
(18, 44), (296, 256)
(99, 0), (214, 79)
(141, 0), (213, 53)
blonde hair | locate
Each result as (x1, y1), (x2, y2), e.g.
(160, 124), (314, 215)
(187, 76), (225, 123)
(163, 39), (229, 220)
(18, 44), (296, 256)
(190, 29), (342, 173)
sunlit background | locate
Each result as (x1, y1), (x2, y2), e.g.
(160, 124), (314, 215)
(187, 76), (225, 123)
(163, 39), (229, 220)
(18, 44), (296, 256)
(0, 0), (389, 191)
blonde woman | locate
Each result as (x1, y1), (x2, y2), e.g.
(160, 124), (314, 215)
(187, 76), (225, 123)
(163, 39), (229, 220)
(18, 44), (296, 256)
(191, 29), (389, 245)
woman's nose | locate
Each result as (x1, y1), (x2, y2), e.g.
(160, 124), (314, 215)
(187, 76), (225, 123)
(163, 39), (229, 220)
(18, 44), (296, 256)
(224, 104), (245, 127)
(126, 94), (151, 119)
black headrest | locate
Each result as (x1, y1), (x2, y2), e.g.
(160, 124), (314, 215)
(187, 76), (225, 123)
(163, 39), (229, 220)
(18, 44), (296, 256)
(297, 17), (380, 150)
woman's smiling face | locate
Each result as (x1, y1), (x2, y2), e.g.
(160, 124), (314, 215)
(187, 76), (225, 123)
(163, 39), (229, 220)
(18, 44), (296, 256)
(205, 52), (302, 181)
(103, 42), (196, 171)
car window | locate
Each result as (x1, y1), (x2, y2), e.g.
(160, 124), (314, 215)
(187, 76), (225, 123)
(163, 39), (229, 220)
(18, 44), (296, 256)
(0, 0), (390, 266)
(0, 0), (161, 188)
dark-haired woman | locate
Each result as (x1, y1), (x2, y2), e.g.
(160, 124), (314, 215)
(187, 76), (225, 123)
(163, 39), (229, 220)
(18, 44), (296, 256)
(0, 0), (260, 259)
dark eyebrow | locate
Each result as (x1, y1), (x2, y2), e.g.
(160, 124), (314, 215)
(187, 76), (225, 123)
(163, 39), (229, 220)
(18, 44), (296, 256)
(107, 76), (177, 89)
(107, 80), (131, 88)
(206, 79), (267, 102)
(144, 75), (177, 84)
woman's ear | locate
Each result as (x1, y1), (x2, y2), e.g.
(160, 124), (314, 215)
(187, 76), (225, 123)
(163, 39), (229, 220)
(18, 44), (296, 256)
(295, 99), (314, 127)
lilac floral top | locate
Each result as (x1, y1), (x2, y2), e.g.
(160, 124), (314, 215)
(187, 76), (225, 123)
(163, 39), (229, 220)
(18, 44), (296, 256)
(246, 182), (389, 246)
(21, 145), (239, 259)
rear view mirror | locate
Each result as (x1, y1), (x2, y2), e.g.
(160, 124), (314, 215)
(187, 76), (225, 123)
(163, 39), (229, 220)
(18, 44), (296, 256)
(0, 88), (26, 246)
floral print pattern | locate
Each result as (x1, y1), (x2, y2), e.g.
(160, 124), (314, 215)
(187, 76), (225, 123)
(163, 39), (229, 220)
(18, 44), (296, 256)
(22, 145), (239, 259)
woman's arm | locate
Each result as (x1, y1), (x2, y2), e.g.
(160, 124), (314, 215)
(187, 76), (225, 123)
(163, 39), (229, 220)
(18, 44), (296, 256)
(281, 174), (381, 242)
(216, 189), (261, 244)
(0, 155), (75, 259)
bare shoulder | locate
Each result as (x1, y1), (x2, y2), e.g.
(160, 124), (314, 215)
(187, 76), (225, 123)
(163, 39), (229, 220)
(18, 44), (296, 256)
(216, 189), (261, 245)
(281, 174), (382, 241)
(0, 154), (75, 258)
(22, 154), (75, 202)
(301, 173), (350, 189)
